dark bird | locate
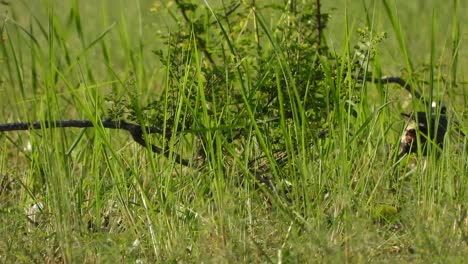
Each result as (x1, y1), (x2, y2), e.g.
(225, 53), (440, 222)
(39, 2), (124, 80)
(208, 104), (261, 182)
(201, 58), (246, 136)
(398, 105), (448, 158)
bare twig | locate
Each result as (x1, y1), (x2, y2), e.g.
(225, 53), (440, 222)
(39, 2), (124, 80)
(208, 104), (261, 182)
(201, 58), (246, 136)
(0, 119), (191, 167)
(363, 75), (425, 103)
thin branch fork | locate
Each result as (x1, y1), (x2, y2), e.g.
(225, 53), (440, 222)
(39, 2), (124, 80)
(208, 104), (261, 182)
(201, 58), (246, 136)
(0, 119), (191, 167)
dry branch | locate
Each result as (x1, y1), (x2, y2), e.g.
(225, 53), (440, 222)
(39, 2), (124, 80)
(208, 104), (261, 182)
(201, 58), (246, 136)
(0, 119), (191, 167)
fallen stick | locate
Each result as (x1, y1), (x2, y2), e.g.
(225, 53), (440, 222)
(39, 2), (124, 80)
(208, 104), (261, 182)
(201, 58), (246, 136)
(0, 119), (191, 166)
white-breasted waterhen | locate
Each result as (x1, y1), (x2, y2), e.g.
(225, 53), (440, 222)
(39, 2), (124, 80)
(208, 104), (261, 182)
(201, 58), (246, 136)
(398, 103), (448, 158)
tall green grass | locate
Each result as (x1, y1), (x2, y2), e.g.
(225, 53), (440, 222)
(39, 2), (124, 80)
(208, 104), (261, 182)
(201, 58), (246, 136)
(0, 0), (466, 262)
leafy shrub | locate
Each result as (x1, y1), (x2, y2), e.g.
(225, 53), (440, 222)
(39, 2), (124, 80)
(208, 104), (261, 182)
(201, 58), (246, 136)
(108, 0), (384, 171)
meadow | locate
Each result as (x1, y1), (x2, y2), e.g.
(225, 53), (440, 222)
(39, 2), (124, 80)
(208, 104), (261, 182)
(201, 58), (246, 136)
(0, 0), (466, 262)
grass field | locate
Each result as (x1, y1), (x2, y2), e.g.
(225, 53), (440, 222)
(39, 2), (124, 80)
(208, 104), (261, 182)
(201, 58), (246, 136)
(0, 0), (466, 262)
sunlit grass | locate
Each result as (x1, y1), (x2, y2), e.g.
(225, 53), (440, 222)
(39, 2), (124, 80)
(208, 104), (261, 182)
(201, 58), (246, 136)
(0, 0), (466, 262)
